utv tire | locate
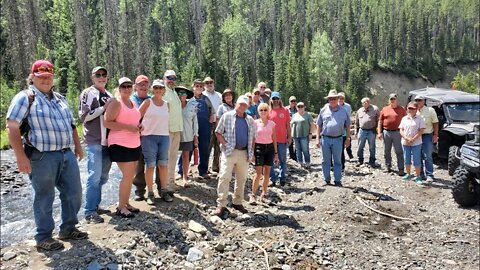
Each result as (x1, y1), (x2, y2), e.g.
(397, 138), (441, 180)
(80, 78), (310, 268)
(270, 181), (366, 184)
(452, 166), (478, 207)
(448, 146), (460, 176)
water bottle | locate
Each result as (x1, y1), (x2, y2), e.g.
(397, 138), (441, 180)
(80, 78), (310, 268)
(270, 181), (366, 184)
(193, 147), (199, 165)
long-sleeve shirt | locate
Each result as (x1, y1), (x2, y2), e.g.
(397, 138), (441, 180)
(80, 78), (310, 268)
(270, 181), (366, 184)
(181, 99), (199, 142)
(163, 86), (183, 132)
(79, 86), (113, 145)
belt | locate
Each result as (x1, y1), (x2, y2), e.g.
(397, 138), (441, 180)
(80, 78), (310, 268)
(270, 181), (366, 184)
(323, 135), (342, 138)
(235, 146), (247, 150)
(384, 129), (399, 132)
(422, 133), (433, 135)
(360, 128), (375, 131)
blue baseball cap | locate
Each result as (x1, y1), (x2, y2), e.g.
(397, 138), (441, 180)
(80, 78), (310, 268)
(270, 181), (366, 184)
(271, 91), (281, 99)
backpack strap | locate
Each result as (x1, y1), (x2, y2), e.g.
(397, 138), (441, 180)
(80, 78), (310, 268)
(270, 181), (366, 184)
(20, 89), (35, 140)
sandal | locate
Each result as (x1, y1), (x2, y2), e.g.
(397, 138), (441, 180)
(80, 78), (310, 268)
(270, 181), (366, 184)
(260, 194), (272, 205)
(182, 179), (191, 188)
(36, 238), (64, 251)
(116, 207), (135, 218)
(58, 228), (88, 240)
(125, 204), (140, 213)
(248, 194), (257, 205)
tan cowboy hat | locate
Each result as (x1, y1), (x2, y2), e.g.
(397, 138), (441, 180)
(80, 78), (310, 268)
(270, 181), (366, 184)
(325, 89), (340, 99)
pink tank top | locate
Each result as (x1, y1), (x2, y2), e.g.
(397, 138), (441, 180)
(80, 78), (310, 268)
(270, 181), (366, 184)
(255, 119), (275, 144)
(107, 99), (141, 148)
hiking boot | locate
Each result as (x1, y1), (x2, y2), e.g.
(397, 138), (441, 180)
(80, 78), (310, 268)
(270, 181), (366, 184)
(232, 204), (248, 214)
(161, 191), (173, 202)
(201, 173), (211, 180)
(334, 182), (343, 187)
(36, 238), (64, 251)
(146, 192), (155, 205)
(214, 207), (227, 217)
(85, 213), (104, 224)
(96, 207), (111, 215)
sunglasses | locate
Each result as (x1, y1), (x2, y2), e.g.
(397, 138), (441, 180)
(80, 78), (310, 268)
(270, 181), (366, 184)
(94, 73), (107, 78)
(178, 92), (187, 96)
(166, 76), (177, 81)
(272, 97), (280, 100)
(259, 109), (268, 112)
(407, 107), (416, 110)
(414, 99), (423, 102)
(34, 66), (54, 74)
(153, 86), (165, 90)
(120, 84), (133, 89)
(328, 98), (338, 101)
(390, 98), (397, 100)
(205, 81), (214, 85)
(297, 106), (304, 108)
(290, 100), (297, 103)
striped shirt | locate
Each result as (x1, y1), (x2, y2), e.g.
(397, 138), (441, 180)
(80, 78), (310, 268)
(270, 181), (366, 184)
(215, 110), (256, 160)
(7, 86), (75, 152)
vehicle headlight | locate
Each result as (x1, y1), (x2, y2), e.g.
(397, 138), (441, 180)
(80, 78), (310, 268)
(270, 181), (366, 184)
(461, 146), (479, 158)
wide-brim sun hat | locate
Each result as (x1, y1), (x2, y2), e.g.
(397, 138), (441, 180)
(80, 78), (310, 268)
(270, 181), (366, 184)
(175, 86), (194, 99)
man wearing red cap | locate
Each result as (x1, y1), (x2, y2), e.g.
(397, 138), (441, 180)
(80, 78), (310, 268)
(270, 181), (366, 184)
(80, 66), (114, 224)
(7, 60), (87, 251)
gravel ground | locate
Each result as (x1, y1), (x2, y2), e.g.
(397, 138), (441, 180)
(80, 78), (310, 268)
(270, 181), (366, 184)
(1, 140), (479, 270)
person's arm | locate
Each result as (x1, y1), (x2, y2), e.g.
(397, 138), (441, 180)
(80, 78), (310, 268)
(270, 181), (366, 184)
(286, 109), (292, 145)
(377, 110), (384, 140)
(79, 90), (105, 123)
(355, 110), (360, 136)
(72, 126), (83, 160)
(6, 120), (31, 173)
(193, 113), (199, 146)
(215, 114), (227, 146)
(104, 99), (139, 132)
(344, 111), (352, 148)
(272, 125), (279, 163)
(138, 99), (150, 117)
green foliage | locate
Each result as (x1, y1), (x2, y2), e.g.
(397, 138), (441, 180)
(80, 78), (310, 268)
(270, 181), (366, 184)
(0, 79), (20, 127)
(451, 70), (480, 95)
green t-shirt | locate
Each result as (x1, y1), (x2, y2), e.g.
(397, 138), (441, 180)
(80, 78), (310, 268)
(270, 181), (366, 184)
(290, 112), (313, 138)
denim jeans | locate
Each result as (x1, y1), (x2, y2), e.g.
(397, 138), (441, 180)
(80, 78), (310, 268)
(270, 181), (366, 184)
(321, 136), (343, 183)
(357, 129), (376, 164)
(29, 149), (82, 242)
(294, 137), (310, 164)
(84, 144), (112, 216)
(179, 120), (211, 176)
(270, 143), (287, 183)
(383, 130), (404, 171)
(421, 133), (434, 178)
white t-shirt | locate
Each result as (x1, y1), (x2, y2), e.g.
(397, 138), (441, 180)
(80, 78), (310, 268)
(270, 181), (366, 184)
(203, 90), (222, 113)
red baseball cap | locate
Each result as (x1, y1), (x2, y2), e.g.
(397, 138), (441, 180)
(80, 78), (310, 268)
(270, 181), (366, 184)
(31, 60), (54, 77)
(135, 75), (149, 84)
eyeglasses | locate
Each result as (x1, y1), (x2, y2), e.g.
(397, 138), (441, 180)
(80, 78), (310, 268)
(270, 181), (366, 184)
(414, 99), (423, 102)
(290, 100), (297, 103)
(259, 109), (268, 112)
(272, 97), (280, 101)
(205, 81), (214, 85)
(178, 92), (187, 96)
(328, 98), (338, 101)
(94, 73), (107, 78)
(297, 106), (304, 108)
(120, 84), (133, 89)
(390, 98), (397, 100)
(193, 84), (203, 88)
(166, 76), (177, 81)
(153, 86), (165, 90)
(34, 66), (54, 74)
(407, 107), (416, 110)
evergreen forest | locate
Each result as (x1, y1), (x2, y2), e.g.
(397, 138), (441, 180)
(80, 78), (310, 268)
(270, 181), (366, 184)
(1, 0), (479, 117)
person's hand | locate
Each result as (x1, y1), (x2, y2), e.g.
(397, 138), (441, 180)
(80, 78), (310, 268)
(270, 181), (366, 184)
(432, 134), (439, 144)
(16, 154), (31, 174)
(345, 137), (351, 148)
(316, 139), (321, 148)
(377, 133), (383, 140)
(274, 154), (279, 164)
(308, 134), (313, 141)
(75, 147), (84, 161)
(209, 115), (215, 123)
(250, 156), (256, 163)
(138, 124), (144, 133)
(193, 136), (199, 147)
(287, 137), (292, 145)
(103, 98), (114, 111)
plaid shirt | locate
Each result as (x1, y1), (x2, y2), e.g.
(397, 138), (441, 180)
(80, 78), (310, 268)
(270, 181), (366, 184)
(7, 86), (75, 152)
(215, 110), (256, 159)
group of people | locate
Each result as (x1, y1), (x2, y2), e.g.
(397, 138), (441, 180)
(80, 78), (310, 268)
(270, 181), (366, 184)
(6, 59), (438, 251)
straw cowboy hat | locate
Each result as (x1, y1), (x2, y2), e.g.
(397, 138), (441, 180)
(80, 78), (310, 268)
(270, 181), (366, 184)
(325, 89), (340, 99)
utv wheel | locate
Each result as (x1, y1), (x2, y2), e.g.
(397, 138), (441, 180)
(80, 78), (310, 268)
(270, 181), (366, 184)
(448, 146), (460, 176)
(452, 166), (478, 207)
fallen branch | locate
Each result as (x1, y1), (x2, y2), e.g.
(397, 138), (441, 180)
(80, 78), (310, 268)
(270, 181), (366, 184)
(355, 196), (418, 222)
(442, 240), (471, 245)
(244, 238), (270, 270)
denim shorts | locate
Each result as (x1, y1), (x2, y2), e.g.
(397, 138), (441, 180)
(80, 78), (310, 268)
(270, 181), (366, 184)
(141, 135), (170, 167)
(402, 144), (422, 167)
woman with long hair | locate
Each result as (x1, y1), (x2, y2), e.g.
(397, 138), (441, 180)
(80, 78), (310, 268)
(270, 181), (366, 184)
(104, 77), (143, 218)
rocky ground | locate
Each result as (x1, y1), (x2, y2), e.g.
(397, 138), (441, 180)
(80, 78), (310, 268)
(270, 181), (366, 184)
(1, 141), (479, 270)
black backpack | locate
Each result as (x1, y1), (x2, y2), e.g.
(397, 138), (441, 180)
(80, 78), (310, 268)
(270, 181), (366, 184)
(20, 89), (35, 139)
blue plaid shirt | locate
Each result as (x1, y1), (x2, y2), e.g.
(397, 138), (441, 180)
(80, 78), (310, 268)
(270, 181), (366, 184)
(215, 110), (256, 160)
(7, 86), (75, 152)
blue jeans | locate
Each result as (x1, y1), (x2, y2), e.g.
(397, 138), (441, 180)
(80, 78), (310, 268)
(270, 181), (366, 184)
(84, 144), (112, 216)
(294, 137), (310, 164)
(321, 136), (343, 183)
(402, 144), (422, 167)
(357, 129), (376, 164)
(421, 133), (434, 178)
(179, 119), (212, 176)
(270, 143), (287, 183)
(141, 135), (170, 167)
(29, 149), (82, 242)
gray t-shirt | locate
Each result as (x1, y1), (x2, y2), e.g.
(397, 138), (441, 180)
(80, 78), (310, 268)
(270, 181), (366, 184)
(316, 105), (351, 137)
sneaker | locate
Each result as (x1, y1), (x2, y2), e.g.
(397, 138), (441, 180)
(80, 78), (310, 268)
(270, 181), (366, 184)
(85, 213), (104, 224)
(415, 177), (424, 184)
(334, 182), (343, 187)
(232, 204), (248, 213)
(96, 207), (111, 215)
(321, 182), (331, 187)
(146, 192), (155, 205)
(398, 171), (406, 177)
(161, 191), (173, 202)
(201, 173), (211, 180)
(36, 238), (64, 251)
(269, 181), (277, 187)
(369, 163), (380, 168)
(248, 194), (257, 205)
(134, 194), (145, 201)
(402, 174), (411, 180)
(58, 228), (88, 240)
(279, 180), (287, 187)
(214, 207), (227, 218)
(426, 176), (435, 183)
(384, 167), (393, 173)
